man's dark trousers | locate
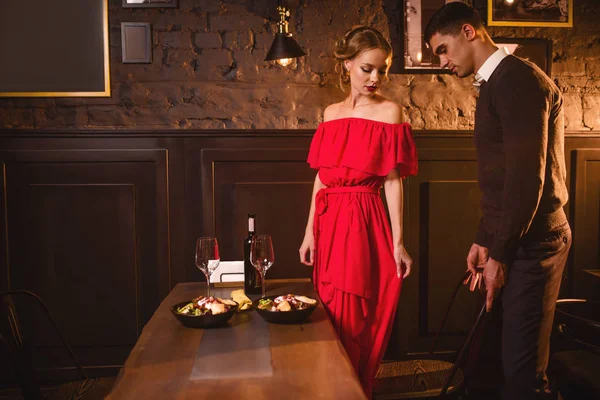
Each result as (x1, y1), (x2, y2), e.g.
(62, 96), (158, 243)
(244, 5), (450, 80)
(500, 223), (572, 400)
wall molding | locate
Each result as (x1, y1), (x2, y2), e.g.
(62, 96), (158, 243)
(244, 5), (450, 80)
(1, 129), (600, 139)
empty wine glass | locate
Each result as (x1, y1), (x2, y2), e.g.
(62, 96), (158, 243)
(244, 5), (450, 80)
(250, 234), (274, 298)
(195, 237), (220, 297)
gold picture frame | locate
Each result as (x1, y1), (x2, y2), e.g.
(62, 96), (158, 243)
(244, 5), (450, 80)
(0, 0), (111, 97)
(122, 0), (177, 8)
(488, 0), (573, 28)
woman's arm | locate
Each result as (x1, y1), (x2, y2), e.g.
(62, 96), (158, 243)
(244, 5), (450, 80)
(384, 168), (412, 278)
(299, 172), (327, 266)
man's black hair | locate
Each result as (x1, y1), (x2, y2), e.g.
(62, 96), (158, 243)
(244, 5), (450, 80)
(424, 2), (484, 46)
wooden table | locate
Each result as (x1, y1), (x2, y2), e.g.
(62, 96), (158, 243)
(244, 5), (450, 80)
(107, 279), (367, 400)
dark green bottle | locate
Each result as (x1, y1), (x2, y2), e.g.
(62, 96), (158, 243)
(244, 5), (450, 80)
(244, 213), (262, 294)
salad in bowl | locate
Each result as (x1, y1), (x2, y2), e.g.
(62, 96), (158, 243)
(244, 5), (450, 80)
(254, 294), (319, 324)
(171, 295), (238, 328)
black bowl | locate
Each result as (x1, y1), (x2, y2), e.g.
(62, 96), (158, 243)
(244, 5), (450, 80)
(170, 300), (237, 328)
(253, 295), (319, 324)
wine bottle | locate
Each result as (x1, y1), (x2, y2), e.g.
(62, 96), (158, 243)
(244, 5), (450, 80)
(244, 213), (262, 294)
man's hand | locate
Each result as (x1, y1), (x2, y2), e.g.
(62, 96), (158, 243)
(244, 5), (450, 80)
(465, 243), (489, 291)
(466, 243), (489, 276)
(483, 257), (506, 312)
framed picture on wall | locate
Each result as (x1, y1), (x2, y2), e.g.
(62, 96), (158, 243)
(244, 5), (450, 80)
(488, 0), (573, 27)
(493, 37), (553, 75)
(0, 0), (110, 97)
(399, 0), (458, 73)
(122, 0), (177, 8)
(121, 23), (152, 63)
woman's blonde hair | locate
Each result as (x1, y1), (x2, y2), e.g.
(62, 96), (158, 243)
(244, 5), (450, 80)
(334, 26), (393, 89)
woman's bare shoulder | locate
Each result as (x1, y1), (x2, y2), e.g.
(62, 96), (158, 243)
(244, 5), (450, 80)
(372, 98), (402, 124)
(323, 102), (343, 122)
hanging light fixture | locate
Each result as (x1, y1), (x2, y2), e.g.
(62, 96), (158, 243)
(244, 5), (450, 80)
(265, 1), (306, 67)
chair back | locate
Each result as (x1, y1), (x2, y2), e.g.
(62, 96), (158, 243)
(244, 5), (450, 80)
(1, 292), (44, 399)
(554, 299), (600, 354)
(434, 271), (488, 396)
(1, 290), (88, 399)
(374, 270), (489, 399)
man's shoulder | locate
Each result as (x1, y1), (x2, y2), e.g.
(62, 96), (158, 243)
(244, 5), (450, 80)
(490, 55), (556, 94)
(491, 56), (529, 81)
(495, 55), (550, 80)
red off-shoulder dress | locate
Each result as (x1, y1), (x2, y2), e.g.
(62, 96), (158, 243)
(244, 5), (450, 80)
(307, 117), (418, 398)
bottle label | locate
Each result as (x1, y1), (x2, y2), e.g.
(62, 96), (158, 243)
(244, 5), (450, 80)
(248, 218), (255, 232)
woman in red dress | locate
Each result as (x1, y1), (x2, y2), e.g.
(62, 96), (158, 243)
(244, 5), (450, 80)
(299, 26), (418, 398)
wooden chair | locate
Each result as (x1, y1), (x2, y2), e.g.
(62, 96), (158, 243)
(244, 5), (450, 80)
(0, 290), (115, 400)
(549, 299), (600, 400)
(373, 271), (488, 399)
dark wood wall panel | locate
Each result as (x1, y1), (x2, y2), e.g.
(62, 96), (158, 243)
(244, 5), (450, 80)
(200, 148), (315, 281)
(223, 181), (314, 278)
(572, 149), (600, 299)
(0, 148), (170, 376)
(184, 136), (312, 282)
(389, 149), (482, 356)
(0, 131), (598, 379)
(1, 162), (7, 288)
(14, 183), (138, 344)
(422, 181), (481, 335)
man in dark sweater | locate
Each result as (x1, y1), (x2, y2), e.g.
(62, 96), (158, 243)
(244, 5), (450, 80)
(425, 3), (571, 400)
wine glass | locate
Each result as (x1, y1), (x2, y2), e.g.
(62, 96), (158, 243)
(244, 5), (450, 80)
(195, 237), (220, 297)
(250, 234), (275, 298)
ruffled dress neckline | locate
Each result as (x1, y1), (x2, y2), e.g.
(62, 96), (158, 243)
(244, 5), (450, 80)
(308, 117), (418, 178)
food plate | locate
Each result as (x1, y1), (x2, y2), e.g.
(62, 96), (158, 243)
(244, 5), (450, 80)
(253, 294), (319, 324)
(170, 297), (237, 328)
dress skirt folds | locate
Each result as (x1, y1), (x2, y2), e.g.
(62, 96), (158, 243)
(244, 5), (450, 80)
(307, 118), (418, 398)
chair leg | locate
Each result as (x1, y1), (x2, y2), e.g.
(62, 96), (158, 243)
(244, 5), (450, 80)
(439, 302), (487, 397)
(430, 271), (472, 354)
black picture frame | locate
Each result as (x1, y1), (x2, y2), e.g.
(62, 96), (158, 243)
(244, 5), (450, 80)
(493, 37), (553, 76)
(122, 0), (177, 8)
(397, 0), (452, 74)
(396, 0), (479, 74)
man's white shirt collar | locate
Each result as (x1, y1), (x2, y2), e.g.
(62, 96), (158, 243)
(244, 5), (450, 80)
(475, 46), (510, 83)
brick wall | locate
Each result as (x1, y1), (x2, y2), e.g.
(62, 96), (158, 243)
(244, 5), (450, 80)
(0, 0), (598, 130)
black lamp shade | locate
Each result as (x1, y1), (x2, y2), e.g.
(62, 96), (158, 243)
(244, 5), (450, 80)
(265, 34), (306, 62)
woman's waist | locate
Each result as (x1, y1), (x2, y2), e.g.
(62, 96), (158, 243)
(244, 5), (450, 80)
(315, 186), (381, 216)
(322, 186), (380, 194)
